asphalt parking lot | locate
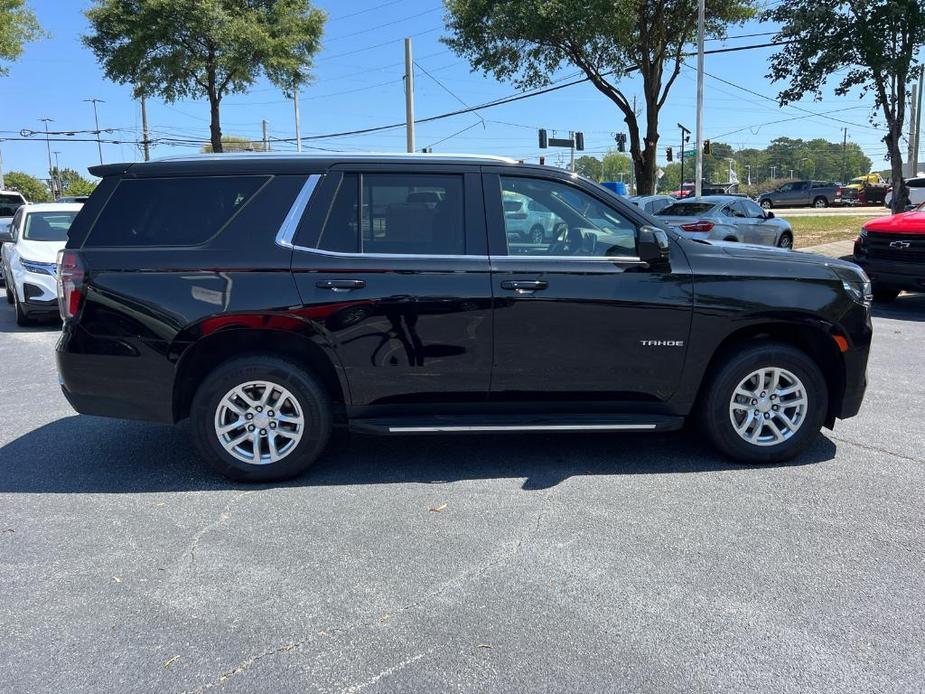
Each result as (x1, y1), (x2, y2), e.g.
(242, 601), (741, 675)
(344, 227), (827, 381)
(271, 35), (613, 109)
(1, 295), (924, 693)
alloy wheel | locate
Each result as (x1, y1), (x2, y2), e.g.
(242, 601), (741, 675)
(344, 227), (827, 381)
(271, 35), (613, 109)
(728, 367), (807, 446)
(214, 380), (304, 465)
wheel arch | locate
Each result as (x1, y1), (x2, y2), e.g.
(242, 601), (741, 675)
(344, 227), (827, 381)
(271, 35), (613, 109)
(695, 320), (846, 427)
(171, 328), (348, 423)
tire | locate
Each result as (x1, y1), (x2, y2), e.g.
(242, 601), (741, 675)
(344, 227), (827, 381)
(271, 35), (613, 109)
(13, 290), (31, 326)
(776, 232), (793, 249)
(760, 199), (773, 210)
(529, 224), (545, 244)
(813, 196), (828, 208)
(701, 342), (828, 464)
(5, 282), (12, 305)
(190, 355), (332, 482)
(872, 287), (900, 303)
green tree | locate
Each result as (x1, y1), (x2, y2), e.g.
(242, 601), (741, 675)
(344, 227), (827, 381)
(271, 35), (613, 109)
(4, 170), (50, 202)
(766, 0), (925, 212)
(574, 155), (603, 181)
(51, 167), (97, 196)
(84, 0), (325, 153)
(201, 135), (268, 153)
(601, 150), (633, 183)
(0, 0), (46, 75)
(444, 0), (755, 195)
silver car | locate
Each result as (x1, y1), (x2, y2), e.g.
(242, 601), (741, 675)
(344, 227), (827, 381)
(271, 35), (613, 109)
(656, 195), (795, 249)
(502, 191), (560, 243)
(628, 194), (675, 215)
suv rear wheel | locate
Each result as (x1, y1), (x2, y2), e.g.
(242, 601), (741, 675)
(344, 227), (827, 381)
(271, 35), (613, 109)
(190, 356), (332, 481)
(813, 196), (828, 208)
(701, 343), (827, 464)
(760, 199), (773, 210)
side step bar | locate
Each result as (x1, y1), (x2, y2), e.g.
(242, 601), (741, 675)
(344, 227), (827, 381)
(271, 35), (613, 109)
(349, 414), (684, 435)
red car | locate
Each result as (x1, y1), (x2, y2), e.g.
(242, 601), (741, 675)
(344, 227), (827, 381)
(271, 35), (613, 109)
(853, 206), (925, 301)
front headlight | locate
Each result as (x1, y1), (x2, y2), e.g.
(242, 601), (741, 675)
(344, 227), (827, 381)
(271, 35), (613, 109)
(831, 264), (872, 307)
(20, 258), (57, 276)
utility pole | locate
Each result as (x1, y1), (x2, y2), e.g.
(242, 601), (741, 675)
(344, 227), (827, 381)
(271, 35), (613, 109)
(789, 169), (794, 179)
(678, 123), (691, 193)
(404, 37), (415, 153)
(140, 96), (151, 161)
(53, 151), (62, 197)
(262, 119), (270, 152)
(40, 117), (55, 197)
(0, 145), (5, 189)
(841, 127), (848, 183)
(293, 85), (302, 153)
(694, 0), (705, 197)
(84, 97), (105, 165)
(745, 164), (751, 186)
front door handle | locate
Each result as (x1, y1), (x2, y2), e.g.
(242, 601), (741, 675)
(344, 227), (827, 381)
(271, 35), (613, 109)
(316, 279), (366, 292)
(501, 280), (548, 294)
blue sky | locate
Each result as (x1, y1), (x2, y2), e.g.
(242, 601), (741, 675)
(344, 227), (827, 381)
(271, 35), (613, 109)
(1, 0), (892, 182)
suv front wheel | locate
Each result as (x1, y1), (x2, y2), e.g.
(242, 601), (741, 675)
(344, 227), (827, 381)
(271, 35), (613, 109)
(701, 343), (827, 464)
(190, 355), (332, 481)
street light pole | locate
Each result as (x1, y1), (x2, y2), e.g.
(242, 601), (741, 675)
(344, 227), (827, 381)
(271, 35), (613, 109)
(84, 97), (105, 165)
(678, 123), (691, 194)
(40, 117), (55, 197)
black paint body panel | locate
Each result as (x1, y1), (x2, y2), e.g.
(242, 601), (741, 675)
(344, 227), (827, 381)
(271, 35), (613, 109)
(56, 156), (871, 429)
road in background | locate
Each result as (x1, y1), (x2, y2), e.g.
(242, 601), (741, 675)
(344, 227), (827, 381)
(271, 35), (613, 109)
(1, 298), (923, 693)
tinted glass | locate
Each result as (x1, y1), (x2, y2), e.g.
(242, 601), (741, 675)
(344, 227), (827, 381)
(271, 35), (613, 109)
(362, 174), (465, 255)
(740, 199), (766, 218)
(500, 176), (636, 257)
(318, 174), (360, 253)
(23, 211), (78, 241)
(907, 178), (925, 188)
(86, 176), (267, 247)
(658, 202), (717, 216)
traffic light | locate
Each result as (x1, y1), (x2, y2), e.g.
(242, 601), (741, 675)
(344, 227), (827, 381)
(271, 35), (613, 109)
(615, 132), (626, 152)
(666, 146), (673, 162)
(703, 139), (712, 156)
(575, 132), (585, 151)
(538, 129), (548, 149)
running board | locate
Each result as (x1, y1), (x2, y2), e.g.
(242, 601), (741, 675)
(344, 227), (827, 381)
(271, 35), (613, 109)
(349, 414), (683, 435)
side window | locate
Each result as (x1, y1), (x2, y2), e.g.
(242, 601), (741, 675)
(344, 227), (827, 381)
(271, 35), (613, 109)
(777, 183), (792, 193)
(362, 174), (465, 255)
(318, 174), (359, 253)
(741, 199), (767, 219)
(86, 176), (268, 247)
(652, 199), (670, 214)
(722, 205), (740, 218)
(907, 178), (925, 188)
(10, 209), (23, 241)
(500, 176), (637, 257)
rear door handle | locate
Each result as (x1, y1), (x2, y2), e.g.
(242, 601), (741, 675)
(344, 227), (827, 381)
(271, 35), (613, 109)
(500, 280), (548, 294)
(316, 279), (366, 292)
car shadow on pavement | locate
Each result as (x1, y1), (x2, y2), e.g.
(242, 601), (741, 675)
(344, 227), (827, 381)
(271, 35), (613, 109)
(0, 415), (837, 494)
(872, 292), (925, 322)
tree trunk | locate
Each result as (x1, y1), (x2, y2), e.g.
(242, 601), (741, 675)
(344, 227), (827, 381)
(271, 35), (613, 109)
(209, 95), (223, 154)
(887, 124), (906, 214)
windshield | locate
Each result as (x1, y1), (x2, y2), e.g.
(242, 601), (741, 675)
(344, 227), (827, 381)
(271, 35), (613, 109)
(658, 202), (717, 216)
(23, 211), (78, 241)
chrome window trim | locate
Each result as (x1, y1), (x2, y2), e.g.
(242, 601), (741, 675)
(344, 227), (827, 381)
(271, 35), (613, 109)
(288, 244), (644, 263)
(275, 174), (321, 249)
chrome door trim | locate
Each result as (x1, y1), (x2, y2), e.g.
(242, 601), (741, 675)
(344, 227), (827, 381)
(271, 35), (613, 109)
(275, 174), (321, 249)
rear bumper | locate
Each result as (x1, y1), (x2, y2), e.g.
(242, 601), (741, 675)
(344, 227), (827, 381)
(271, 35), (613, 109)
(56, 323), (176, 424)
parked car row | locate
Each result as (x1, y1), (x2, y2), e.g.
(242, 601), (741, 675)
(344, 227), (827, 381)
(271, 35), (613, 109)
(0, 202), (82, 325)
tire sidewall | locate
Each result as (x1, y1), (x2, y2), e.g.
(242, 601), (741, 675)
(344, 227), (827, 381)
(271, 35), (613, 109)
(703, 344), (828, 464)
(191, 357), (332, 481)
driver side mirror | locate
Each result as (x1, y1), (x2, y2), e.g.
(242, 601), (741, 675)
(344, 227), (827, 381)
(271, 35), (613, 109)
(637, 225), (670, 264)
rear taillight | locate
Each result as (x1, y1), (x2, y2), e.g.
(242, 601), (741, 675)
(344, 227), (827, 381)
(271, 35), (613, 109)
(679, 220), (715, 232)
(57, 249), (86, 321)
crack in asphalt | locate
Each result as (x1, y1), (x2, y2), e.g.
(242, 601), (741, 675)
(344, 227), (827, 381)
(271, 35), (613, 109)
(177, 485), (558, 693)
(829, 434), (924, 465)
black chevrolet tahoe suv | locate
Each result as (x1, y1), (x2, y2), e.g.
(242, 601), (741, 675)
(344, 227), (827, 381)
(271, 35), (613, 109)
(55, 154), (872, 481)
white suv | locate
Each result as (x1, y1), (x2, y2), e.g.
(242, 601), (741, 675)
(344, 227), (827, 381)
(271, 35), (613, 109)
(1, 202), (82, 325)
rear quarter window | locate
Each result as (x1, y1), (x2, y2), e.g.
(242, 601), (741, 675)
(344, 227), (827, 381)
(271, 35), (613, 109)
(84, 175), (269, 247)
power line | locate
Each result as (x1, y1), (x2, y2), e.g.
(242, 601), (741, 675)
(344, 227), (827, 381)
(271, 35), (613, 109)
(325, 6), (441, 44)
(328, 0), (406, 23)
